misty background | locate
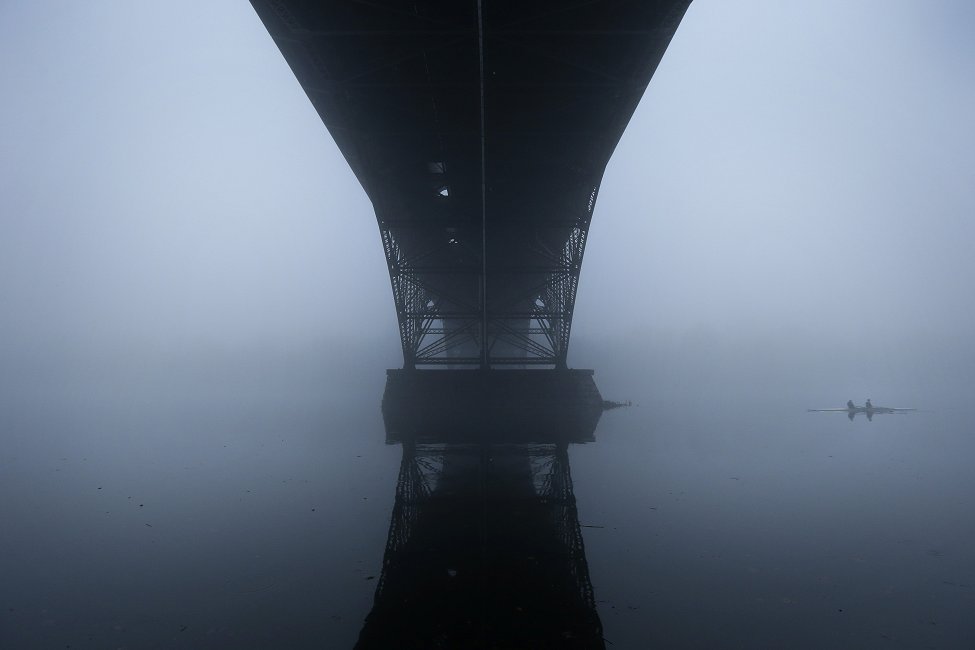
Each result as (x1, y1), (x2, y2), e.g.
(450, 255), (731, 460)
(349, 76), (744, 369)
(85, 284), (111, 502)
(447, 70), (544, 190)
(3, 2), (975, 648)
(1, 0), (973, 403)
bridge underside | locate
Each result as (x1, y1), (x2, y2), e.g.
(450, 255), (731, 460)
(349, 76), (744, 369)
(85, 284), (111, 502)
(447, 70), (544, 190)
(251, 0), (690, 368)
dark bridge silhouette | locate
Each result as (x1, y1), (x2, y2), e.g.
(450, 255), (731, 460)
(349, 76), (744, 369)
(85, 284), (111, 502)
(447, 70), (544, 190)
(247, 5), (689, 644)
(251, 0), (690, 369)
(356, 424), (606, 649)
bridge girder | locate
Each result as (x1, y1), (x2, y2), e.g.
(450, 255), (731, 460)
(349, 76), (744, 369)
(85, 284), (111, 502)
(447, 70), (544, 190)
(250, 0), (691, 368)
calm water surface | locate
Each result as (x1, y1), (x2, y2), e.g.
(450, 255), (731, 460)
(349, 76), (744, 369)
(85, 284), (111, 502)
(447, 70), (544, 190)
(1, 348), (973, 648)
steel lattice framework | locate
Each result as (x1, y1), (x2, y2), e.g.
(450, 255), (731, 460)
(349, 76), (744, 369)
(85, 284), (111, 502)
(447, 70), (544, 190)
(251, 0), (691, 368)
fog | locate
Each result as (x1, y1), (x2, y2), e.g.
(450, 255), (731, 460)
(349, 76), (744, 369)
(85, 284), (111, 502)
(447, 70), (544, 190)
(0, 2), (392, 363)
(581, 1), (975, 345)
(2, 0), (973, 378)
(2, 2), (975, 647)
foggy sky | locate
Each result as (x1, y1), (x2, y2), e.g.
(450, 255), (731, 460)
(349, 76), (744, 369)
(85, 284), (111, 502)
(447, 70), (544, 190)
(2, 1), (973, 364)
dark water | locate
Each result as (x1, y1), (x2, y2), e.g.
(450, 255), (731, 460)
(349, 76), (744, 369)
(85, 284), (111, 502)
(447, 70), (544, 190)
(2, 345), (973, 648)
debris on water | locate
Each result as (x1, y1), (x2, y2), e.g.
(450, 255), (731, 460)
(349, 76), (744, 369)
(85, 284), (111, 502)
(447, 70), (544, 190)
(145, 523), (152, 528)
(365, 576), (375, 581)
(602, 399), (632, 410)
(581, 524), (605, 529)
(179, 626), (187, 632)
(447, 569), (457, 577)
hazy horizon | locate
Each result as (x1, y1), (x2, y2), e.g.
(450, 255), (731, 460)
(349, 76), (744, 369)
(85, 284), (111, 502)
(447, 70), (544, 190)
(3, 3), (974, 647)
(2, 1), (974, 367)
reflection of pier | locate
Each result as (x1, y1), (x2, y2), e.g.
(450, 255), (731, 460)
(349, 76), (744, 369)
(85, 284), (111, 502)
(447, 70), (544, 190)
(356, 437), (604, 649)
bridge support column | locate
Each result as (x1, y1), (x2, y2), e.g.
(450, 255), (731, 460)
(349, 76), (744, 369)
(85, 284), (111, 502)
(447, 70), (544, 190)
(382, 368), (603, 443)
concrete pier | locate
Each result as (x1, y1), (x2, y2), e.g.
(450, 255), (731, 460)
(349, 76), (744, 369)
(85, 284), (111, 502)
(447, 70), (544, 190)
(382, 369), (604, 444)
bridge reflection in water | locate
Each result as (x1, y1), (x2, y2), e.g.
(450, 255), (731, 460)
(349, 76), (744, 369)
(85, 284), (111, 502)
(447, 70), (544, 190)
(356, 387), (606, 649)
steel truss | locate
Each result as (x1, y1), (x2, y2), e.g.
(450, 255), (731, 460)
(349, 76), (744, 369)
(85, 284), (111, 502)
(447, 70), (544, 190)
(250, 0), (692, 371)
(379, 186), (597, 369)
